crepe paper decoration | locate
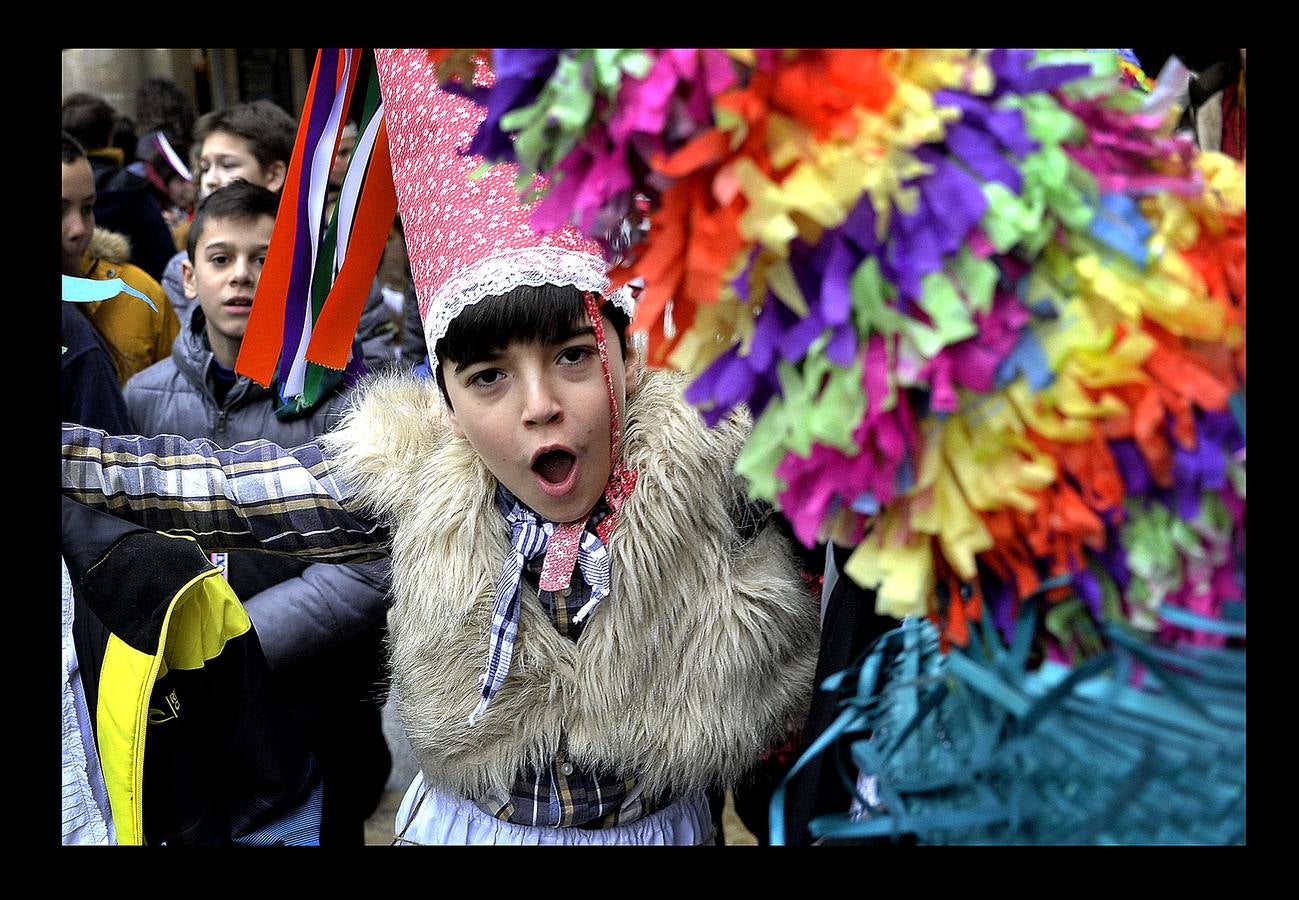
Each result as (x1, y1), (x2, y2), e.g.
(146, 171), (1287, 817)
(995, 326), (1054, 391)
(1072, 248), (1228, 345)
(1030, 48), (1126, 102)
(775, 335), (916, 548)
(426, 47), (1245, 678)
(61, 275), (158, 311)
(502, 51), (651, 186)
(1120, 501), (1188, 630)
(503, 51), (650, 171)
(844, 504), (935, 620)
(735, 337), (869, 501)
(452, 49), (561, 166)
(1086, 192), (1153, 265)
(1043, 596), (1107, 665)
(1170, 410), (1242, 521)
(1062, 97), (1202, 197)
(610, 50), (735, 149)
(526, 51), (722, 241)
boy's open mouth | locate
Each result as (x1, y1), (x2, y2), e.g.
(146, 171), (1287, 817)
(532, 449), (576, 485)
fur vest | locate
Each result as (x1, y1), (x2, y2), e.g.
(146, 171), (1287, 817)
(325, 369), (819, 801)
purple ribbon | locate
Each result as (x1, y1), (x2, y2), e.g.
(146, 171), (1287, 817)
(277, 48), (341, 391)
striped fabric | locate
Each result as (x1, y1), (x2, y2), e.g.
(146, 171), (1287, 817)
(232, 781), (325, 847)
(470, 489), (613, 726)
(61, 424), (387, 562)
(62, 558), (115, 845)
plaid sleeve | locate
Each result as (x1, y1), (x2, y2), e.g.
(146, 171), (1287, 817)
(61, 424), (388, 562)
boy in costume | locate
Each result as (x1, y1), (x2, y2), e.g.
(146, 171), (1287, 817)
(62, 51), (817, 845)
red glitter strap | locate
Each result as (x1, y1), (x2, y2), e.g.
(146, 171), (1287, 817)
(539, 520), (584, 592)
(537, 294), (639, 592)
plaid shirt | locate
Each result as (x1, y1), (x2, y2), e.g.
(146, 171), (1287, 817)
(468, 488), (665, 828)
(61, 426), (387, 561)
(62, 425), (663, 829)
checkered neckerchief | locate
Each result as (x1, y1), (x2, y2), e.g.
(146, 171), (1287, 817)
(469, 489), (613, 726)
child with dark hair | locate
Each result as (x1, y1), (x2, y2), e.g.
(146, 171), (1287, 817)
(133, 130), (196, 237)
(132, 78), (199, 238)
(62, 57), (816, 845)
(119, 179), (394, 846)
(62, 94), (177, 282)
(159, 100), (298, 323)
(134, 77), (196, 141)
(61, 130), (179, 386)
(192, 100), (296, 198)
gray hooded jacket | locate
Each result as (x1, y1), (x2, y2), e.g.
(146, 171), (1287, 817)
(123, 305), (392, 670)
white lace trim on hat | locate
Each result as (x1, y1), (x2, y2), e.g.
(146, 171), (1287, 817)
(424, 246), (635, 372)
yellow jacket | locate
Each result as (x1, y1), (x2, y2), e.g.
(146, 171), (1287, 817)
(78, 228), (180, 386)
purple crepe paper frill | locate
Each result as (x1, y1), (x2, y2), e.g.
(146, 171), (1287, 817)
(778, 235), (861, 366)
(844, 52), (1082, 308)
(986, 49), (1097, 100)
(446, 49), (561, 165)
(1090, 522), (1133, 596)
(681, 248), (781, 424)
(774, 335), (917, 548)
(683, 342), (781, 428)
(1108, 437), (1154, 499)
(1171, 409), (1245, 521)
(1070, 564), (1106, 624)
(918, 287), (1030, 414)
(1059, 96), (1202, 196)
(684, 231), (862, 427)
(884, 148), (988, 302)
(932, 89), (1039, 195)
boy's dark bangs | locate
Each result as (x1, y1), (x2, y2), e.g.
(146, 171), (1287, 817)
(437, 284), (624, 368)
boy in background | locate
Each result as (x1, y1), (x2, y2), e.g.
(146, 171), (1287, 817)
(122, 181), (393, 845)
(161, 100), (296, 323)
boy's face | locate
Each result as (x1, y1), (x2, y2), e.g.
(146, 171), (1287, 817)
(197, 131), (286, 200)
(61, 157), (95, 275)
(181, 213), (275, 346)
(443, 316), (638, 524)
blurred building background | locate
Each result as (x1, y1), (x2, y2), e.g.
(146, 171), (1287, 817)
(61, 49), (314, 118)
